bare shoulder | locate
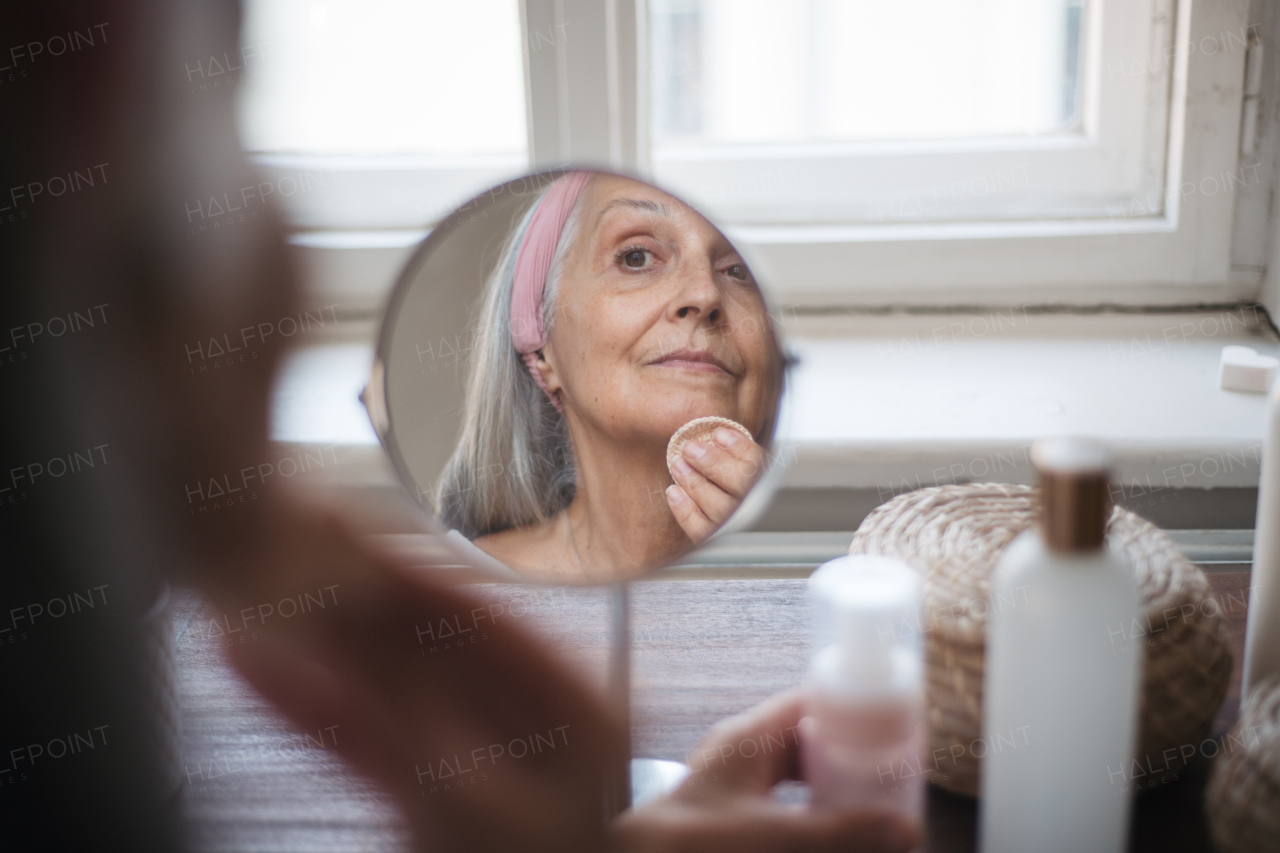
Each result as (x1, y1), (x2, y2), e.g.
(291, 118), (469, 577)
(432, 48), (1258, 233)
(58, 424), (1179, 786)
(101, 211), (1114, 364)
(473, 520), (578, 582)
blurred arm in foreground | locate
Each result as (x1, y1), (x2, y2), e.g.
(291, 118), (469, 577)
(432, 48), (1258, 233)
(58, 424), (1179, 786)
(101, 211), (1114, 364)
(0, 3), (912, 851)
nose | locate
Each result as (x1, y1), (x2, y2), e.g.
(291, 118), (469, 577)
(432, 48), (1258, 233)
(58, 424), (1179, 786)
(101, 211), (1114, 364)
(666, 260), (723, 325)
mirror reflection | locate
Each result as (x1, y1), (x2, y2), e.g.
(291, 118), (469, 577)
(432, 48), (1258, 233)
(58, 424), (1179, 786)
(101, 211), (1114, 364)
(378, 170), (786, 584)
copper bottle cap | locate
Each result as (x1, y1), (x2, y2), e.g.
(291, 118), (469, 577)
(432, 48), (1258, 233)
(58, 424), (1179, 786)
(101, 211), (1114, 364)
(1031, 437), (1112, 553)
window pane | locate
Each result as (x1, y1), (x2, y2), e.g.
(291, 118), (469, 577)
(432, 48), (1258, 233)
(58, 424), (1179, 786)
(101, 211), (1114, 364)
(237, 0), (527, 156)
(650, 0), (1084, 147)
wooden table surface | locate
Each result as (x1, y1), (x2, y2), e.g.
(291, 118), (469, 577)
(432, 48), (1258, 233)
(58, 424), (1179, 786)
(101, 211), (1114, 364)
(175, 571), (1252, 852)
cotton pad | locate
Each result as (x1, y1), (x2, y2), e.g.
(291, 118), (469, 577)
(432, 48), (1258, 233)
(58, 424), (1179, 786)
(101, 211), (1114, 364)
(666, 416), (752, 479)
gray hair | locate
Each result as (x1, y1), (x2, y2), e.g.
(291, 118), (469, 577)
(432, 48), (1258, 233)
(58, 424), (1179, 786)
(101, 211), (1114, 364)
(436, 183), (587, 538)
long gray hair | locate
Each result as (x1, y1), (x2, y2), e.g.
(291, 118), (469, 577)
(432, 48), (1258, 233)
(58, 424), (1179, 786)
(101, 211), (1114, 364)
(436, 181), (587, 538)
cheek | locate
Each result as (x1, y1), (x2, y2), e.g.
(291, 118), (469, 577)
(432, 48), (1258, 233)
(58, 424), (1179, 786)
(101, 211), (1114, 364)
(555, 299), (630, 392)
(730, 310), (773, 371)
(730, 318), (778, 404)
(567, 292), (654, 364)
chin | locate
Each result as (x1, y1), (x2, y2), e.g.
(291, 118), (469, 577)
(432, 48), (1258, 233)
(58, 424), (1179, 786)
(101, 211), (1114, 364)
(652, 395), (741, 433)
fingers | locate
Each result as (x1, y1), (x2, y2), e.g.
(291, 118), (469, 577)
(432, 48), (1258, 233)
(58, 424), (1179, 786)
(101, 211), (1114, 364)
(669, 433), (763, 525)
(684, 689), (808, 795)
(218, 505), (623, 852)
(665, 483), (717, 543)
(619, 688), (920, 853)
(666, 429), (767, 538)
(683, 428), (765, 498)
(614, 798), (919, 853)
(670, 454), (738, 530)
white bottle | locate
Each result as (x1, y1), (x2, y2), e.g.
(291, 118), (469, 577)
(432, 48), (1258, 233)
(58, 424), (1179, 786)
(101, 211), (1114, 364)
(979, 437), (1141, 853)
(801, 555), (925, 823)
(1243, 375), (1280, 698)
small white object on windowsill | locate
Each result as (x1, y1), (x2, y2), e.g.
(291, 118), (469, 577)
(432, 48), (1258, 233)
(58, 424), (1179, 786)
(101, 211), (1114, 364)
(1219, 346), (1279, 394)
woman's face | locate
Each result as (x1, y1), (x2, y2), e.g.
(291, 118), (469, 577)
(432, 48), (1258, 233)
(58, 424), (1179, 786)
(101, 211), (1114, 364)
(540, 174), (779, 446)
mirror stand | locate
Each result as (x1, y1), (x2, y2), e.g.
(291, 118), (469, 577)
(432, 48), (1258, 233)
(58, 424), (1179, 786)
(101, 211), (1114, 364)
(610, 583), (691, 813)
(605, 582), (632, 816)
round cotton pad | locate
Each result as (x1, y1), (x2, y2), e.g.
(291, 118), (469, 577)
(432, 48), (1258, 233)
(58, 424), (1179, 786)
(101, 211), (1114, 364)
(666, 416), (753, 479)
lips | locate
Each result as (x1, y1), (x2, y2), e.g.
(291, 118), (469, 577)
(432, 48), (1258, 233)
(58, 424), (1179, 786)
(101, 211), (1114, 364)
(648, 348), (736, 376)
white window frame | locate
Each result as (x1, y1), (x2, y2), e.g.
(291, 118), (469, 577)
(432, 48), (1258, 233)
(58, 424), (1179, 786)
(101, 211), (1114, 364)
(272, 0), (1265, 313)
(253, 154), (526, 231)
(651, 0), (1172, 226)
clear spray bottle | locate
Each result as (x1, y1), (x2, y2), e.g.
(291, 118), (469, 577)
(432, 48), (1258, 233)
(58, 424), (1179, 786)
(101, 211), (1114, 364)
(800, 555), (926, 825)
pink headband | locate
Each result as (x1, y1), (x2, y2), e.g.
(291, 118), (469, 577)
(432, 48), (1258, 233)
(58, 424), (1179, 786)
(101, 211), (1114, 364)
(510, 171), (593, 412)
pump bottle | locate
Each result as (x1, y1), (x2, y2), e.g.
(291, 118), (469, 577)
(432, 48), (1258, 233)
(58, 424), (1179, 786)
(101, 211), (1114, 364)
(801, 555), (925, 823)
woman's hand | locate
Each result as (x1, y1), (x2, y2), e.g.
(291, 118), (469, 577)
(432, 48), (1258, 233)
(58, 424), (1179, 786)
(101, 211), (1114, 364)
(210, 498), (624, 853)
(612, 690), (919, 853)
(665, 426), (766, 543)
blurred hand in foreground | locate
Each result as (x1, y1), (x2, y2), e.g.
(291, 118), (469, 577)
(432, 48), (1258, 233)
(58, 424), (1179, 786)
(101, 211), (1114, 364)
(613, 690), (920, 853)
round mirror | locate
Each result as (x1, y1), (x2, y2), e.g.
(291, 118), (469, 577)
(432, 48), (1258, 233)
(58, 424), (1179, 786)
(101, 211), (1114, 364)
(369, 169), (791, 585)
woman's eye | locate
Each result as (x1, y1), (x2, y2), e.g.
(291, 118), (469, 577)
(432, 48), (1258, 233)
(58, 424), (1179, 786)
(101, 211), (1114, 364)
(620, 249), (650, 268)
(724, 263), (748, 280)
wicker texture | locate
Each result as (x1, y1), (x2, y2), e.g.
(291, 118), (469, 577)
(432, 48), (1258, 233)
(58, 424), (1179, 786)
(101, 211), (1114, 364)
(1206, 674), (1280, 853)
(848, 483), (1233, 797)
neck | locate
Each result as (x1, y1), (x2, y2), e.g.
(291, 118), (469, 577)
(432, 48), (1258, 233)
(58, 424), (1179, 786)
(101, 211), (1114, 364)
(563, 423), (691, 580)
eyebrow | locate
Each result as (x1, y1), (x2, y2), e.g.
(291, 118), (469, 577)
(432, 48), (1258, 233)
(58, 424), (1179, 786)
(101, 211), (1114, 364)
(598, 197), (671, 220)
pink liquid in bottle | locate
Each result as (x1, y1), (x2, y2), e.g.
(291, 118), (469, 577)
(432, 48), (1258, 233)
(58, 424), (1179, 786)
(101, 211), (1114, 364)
(802, 690), (925, 816)
(800, 556), (925, 827)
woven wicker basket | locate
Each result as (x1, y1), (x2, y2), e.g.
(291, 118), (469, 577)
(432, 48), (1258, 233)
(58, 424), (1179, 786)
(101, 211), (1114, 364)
(848, 483), (1233, 797)
(1205, 674), (1280, 853)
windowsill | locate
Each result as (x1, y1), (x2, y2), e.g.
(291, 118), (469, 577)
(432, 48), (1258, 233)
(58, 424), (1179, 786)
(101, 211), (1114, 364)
(270, 309), (1276, 511)
(775, 310), (1275, 494)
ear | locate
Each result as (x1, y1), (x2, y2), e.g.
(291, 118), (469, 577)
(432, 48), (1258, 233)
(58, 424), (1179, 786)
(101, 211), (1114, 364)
(536, 344), (563, 396)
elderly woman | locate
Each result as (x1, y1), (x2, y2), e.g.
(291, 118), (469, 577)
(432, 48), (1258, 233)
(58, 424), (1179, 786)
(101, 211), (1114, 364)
(438, 171), (784, 583)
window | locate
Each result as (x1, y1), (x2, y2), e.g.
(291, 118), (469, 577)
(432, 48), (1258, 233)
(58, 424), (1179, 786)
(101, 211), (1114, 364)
(651, 0), (1084, 147)
(247, 0), (1265, 310)
(640, 0), (1261, 306)
(237, 0), (528, 230)
(648, 0), (1173, 225)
